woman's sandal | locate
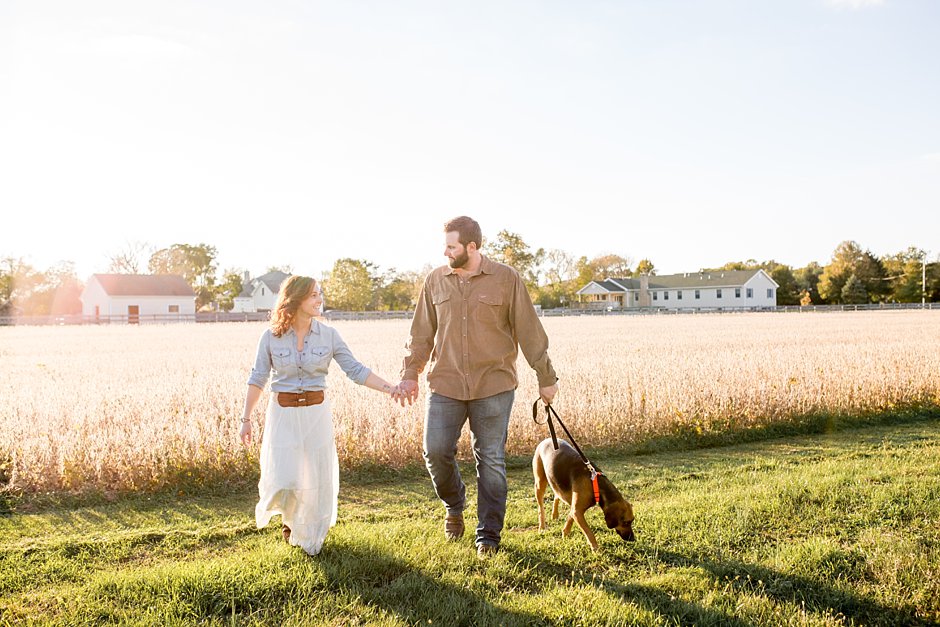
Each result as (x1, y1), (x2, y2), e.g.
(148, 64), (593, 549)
(282, 525), (291, 542)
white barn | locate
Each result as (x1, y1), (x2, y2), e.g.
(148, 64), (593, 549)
(577, 270), (779, 310)
(81, 274), (196, 323)
(232, 271), (290, 313)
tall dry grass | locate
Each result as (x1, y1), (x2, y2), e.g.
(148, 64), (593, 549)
(1, 311), (939, 496)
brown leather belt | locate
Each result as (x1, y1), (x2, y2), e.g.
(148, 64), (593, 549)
(277, 390), (325, 408)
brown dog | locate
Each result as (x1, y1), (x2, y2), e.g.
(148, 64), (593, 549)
(533, 438), (635, 550)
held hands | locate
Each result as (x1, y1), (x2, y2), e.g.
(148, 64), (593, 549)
(391, 380), (419, 407)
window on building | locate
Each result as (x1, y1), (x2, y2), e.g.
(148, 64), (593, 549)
(677, 291), (683, 300)
(168, 305), (179, 313)
(664, 291), (669, 300)
(653, 292), (658, 301)
(767, 288), (774, 298)
(735, 288), (741, 298)
(717, 289), (723, 299)
(695, 290), (700, 299)
(747, 288), (753, 298)
(262, 287), (265, 296)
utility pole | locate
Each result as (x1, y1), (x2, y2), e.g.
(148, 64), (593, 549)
(923, 251), (928, 307)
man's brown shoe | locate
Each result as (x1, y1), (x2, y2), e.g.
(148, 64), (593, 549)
(444, 514), (464, 541)
(282, 525), (291, 542)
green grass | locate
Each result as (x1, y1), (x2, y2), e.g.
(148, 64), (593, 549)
(2, 420), (939, 626)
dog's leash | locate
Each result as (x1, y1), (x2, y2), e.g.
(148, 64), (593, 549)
(532, 400), (604, 505)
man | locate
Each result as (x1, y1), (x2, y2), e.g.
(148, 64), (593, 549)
(394, 216), (558, 559)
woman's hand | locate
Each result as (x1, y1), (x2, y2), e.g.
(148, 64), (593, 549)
(392, 380), (419, 407)
(240, 420), (252, 446)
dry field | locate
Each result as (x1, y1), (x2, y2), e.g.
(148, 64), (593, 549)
(1, 311), (939, 497)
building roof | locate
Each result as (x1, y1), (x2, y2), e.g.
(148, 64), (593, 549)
(579, 270), (774, 294)
(646, 270), (770, 289)
(91, 274), (195, 297)
(238, 271), (291, 298)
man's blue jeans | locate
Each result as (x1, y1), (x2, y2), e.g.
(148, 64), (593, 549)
(423, 390), (515, 548)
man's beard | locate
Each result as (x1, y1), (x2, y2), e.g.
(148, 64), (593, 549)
(448, 249), (470, 269)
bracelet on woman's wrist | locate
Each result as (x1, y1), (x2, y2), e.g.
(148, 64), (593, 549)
(240, 416), (251, 424)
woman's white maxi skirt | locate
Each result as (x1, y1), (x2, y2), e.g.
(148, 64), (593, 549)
(255, 397), (338, 556)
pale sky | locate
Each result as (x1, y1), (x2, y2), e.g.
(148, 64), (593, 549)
(2, 0), (938, 282)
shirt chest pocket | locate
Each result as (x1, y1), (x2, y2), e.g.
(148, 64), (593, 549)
(271, 347), (293, 369)
(305, 345), (331, 365)
(431, 290), (452, 310)
(475, 292), (505, 323)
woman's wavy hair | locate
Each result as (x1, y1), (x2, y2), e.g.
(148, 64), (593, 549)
(270, 275), (317, 337)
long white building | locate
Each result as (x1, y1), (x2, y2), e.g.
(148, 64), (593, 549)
(577, 270), (779, 310)
(81, 274), (196, 323)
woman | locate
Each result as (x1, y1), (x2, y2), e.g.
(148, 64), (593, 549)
(240, 275), (395, 556)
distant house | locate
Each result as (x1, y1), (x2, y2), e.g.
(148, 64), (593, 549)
(577, 270), (779, 310)
(232, 271), (291, 313)
(81, 274), (196, 323)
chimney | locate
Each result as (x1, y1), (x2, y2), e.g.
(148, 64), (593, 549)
(639, 273), (651, 308)
(243, 270), (250, 282)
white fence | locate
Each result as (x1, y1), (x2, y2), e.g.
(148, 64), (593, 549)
(1, 302), (937, 326)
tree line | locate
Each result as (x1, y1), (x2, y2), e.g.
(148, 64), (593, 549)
(2, 235), (938, 317)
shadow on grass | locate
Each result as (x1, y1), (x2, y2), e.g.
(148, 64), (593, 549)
(502, 541), (934, 627)
(646, 548), (932, 627)
(501, 543), (751, 627)
(309, 543), (546, 626)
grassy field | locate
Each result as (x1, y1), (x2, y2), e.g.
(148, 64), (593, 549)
(1, 419), (938, 626)
(2, 311), (939, 498)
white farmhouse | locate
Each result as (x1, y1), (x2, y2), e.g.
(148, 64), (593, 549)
(577, 270), (779, 310)
(81, 274), (196, 323)
(232, 271), (290, 313)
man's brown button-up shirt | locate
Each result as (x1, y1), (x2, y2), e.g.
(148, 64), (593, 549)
(401, 255), (557, 401)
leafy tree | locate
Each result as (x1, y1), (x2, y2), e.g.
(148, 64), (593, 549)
(928, 260), (940, 303)
(589, 253), (633, 279)
(107, 241), (152, 274)
(635, 259), (655, 275)
(216, 269), (248, 312)
(882, 247), (926, 303)
(575, 256), (596, 286)
(0, 258), (41, 316)
(538, 249), (577, 286)
(841, 274), (868, 304)
(534, 249), (582, 309)
(768, 264), (800, 306)
(0, 259), (82, 316)
(322, 258), (374, 311)
(374, 268), (424, 311)
(794, 262), (823, 304)
(708, 259), (760, 272)
(0, 258), (20, 316)
(149, 243), (218, 309)
(33, 262), (82, 315)
(488, 230), (543, 293)
(817, 241), (887, 304)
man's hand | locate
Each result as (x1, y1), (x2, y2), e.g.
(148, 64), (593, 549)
(539, 383), (558, 406)
(392, 380), (419, 407)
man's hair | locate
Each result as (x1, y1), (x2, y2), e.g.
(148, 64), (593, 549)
(443, 216), (483, 250)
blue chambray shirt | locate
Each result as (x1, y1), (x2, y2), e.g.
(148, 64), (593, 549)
(247, 321), (371, 392)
